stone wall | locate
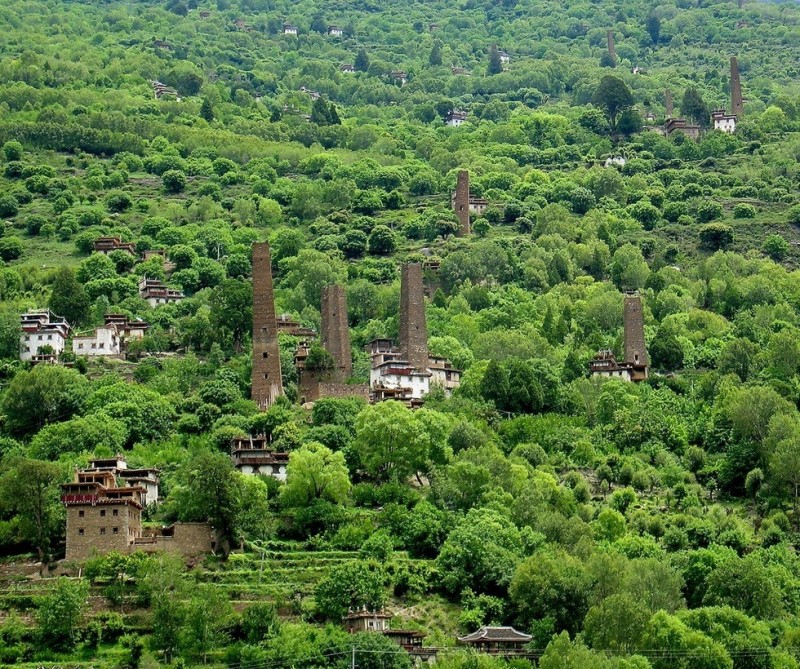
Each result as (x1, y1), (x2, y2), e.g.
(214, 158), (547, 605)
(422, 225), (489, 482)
(730, 56), (744, 116)
(252, 242), (283, 409)
(65, 504), (139, 562)
(298, 370), (369, 403)
(399, 263), (429, 372)
(321, 284), (352, 379)
(623, 294), (649, 367)
(453, 170), (470, 236)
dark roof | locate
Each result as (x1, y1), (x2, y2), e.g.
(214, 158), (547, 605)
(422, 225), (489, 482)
(458, 627), (532, 643)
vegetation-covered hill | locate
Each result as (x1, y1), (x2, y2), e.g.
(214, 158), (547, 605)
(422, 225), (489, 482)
(1, 0), (800, 667)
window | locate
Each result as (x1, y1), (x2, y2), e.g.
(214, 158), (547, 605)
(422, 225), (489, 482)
(100, 509), (106, 517)
(262, 352), (269, 358)
(78, 528), (84, 536)
(38, 335), (43, 341)
(112, 527), (119, 535)
(91, 343), (96, 349)
(112, 509), (118, 517)
(99, 342), (104, 349)
(24, 335), (29, 341)
(78, 343), (84, 349)
(100, 527), (106, 535)
(78, 510), (85, 518)
(47, 335), (52, 340)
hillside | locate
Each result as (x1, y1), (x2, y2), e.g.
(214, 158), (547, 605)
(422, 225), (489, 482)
(1, 0), (800, 668)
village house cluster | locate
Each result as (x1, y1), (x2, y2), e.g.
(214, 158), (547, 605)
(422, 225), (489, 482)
(589, 293), (650, 382)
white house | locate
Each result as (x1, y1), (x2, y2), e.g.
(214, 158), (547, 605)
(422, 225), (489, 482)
(340, 64), (356, 74)
(72, 325), (121, 357)
(328, 25), (344, 37)
(19, 310), (70, 362)
(498, 51), (510, 64)
(711, 109), (737, 134)
(139, 277), (184, 307)
(446, 110), (468, 127)
(283, 23), (298, 35)
(604, 156), (626, 168)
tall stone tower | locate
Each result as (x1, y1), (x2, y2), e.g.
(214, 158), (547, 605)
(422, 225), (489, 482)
(623, 293), (649, 371)
(607, 31), (617, 62)
(251, 242), (283, 409)
(399, 263), (429, 372)
(320, 284), (352, 380)
(453, 170), (470, 237)
(730, 56), (744, 116)
(665, 89), (674, 117)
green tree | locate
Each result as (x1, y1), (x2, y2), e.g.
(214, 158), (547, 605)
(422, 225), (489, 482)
(209, 278), (252, 352)
(592, 76), (634, 133)
(138, 553), (186, 662)
(583, 594), (650, 652)
(355, 48), (370, 72)
(429, 41), (443, 66)
(1, 364), (89, 435)
(199, 98), (214, 122)
(48, 266), (90, 325)
(36, 577), (89, 651)
(162, 169), (187, 193)
(367, 225), (397, 255)
(646, 13), (661, 44)
(0, 457), (65, 565)
(183, 584), (232, 663)
(315, 561), (386, 620)
(682, 88), (710, 128)
(488, 44), (503, 75)
(281, 441), (351, 506)
(769, 437), (800, 511)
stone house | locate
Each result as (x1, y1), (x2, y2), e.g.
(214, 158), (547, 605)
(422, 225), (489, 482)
(711, 109), (737, 134)
(73, 324), (121, 357)
(390, 71), (408, 85)
(498, 51), (510, 64)
(230, 435), (289, 481)
(589, 293), (649, 382)
(446, 110), (468, 127)
(664, 117), (700, 141)
(340, 64), (356, 74)
(138, 277), (184, 307)
(328, 25), (344, 37)
(86, 456), (160, 506)
(344, 608), (391, 633)
(283, 23), (298, 35)
(93, 236), (137, 255)
(103, 314), (149, 344)
(61, 466), (211, 561)
(20, 310), (70, 363)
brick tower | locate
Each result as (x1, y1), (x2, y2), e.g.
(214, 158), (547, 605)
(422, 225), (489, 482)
(665, 89), (674, 117)
(399, 263), (429, 372)
(623, 293), (649, 380)
(730, 56), (744, 117)
(251, 243), (283, 409)
(607, 30), (617, 62)
(321, 284), (352, 380)
(453, 170), (471, 236)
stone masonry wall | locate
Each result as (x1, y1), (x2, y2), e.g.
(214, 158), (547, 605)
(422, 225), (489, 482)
(65, 504), (138, 562)
(252, 243), (283, 409)
(399, 263), (429, 371)
(730, 56), (744, 117)
(623, 294), (649, 367)
(454, 170), (470, 236)
(320, 284), (352, 380)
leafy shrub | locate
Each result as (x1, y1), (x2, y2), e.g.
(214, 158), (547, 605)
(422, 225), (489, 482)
(699, 223), (734, 250)
(694, 200), (723, 222)
(762, 235), (789, 260)
(732, 203), (756, 219)
(0, 195), (19, 218)
(162, 169), (187, 193)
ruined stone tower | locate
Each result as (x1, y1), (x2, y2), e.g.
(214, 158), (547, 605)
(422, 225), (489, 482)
(623, 293), (649, 378)
(665, 89), (674, 117)
(607, 31), (617, 62)
(399, 263), (429, 372)
(730, 56), (744, 117)
(320, 284), (352, 380)
(453, 170), (470, 236)
(251, 242), (283, 409)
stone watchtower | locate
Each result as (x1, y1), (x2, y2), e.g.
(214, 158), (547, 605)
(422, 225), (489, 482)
(453, 170), (471, 236)
(623, 293), (649, 380)
(399, 263), (429, 372)
(665, 89), (674, 117)
(251, 243), (283, 409)
(607, 30), (616, 62)
(321, 284), (352, 380)
(730, 56), (744, 117)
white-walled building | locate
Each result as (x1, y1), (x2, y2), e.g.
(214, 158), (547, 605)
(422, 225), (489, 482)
(328, 25), (344, 37)
(711, 109), (737, 134)
(446, 110), (468, 127)
(72, 325), (121, 357)
(139, 277), (184, 307)
(283, 23), (298, 35)
(230, 436), (289, 481)
(20, 310), (70, 363)
(498, 51), (510, 64)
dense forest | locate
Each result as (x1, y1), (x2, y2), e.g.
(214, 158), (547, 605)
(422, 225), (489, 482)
(1, 0), (800, 667)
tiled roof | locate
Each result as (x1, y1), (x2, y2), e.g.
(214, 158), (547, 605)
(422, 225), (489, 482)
(458, 627), (532, 643)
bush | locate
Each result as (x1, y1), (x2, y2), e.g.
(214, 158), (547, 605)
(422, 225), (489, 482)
(0, 238), (23, 261)
(732, 203), (756, 219)
(762, 234), (789, 261)
(105, 191), (132, 213)
(694, 199), (723, 223)
(699, 223), (734, 250)
(628, 201), (661, 229)
(0, 195), (19, 218)
(787, 204), (800, 225)
(162, 170), (187, 193)
(2, 141), (23, 162)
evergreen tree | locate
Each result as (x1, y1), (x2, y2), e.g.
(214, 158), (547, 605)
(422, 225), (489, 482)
(487, 44), (502, 75)
(592, 75), (634, 133)
(310, 97), (330, 125)
(199, 98), (214, 122)
(682, 87), (711, 127)
(48, 267), (89, 326)
(310, 14), (326, 34)
(646, 13), (661, 45)
(355, 48), (370, 72)
(429, 41), (443, 66)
